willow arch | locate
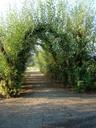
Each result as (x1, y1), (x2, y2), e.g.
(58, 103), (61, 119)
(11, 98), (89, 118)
(0, 0), (96, 97)
(0, 23), (62, 97)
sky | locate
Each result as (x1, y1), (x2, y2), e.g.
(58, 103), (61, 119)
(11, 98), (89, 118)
(0, 0), (76, 15)
(0, 0), (24, 16)
(0, 0), (96, 16)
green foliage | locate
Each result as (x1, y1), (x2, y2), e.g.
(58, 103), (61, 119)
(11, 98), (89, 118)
(0, 0), (96, 97)
(0, 7), (35, 97)
(35, 0), (96, 91)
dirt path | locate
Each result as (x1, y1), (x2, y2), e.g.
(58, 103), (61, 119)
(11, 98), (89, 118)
(0, 71), (96, 128)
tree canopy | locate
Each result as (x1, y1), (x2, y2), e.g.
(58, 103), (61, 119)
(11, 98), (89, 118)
(0, 0), (96, 97)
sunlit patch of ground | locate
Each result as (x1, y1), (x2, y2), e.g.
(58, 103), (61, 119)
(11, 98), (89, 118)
(26, 67), (40, 72)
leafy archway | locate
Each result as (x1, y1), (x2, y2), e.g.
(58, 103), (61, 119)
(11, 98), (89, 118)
(0, 22), (60, 97)
(0, 0), (96, 97)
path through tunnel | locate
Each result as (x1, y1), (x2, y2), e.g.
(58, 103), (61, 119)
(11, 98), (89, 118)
(21, 24), (63, 92)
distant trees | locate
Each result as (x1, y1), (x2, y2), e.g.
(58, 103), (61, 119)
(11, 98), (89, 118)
(0, 0), (96, 97)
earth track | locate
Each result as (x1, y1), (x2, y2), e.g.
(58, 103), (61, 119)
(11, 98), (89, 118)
(0, 71), (96, 128)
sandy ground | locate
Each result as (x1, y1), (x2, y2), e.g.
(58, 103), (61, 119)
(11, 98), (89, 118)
(0, 71), (96, 128)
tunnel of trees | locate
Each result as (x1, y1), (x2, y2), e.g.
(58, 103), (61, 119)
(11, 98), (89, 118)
(0, 0), (96, 97)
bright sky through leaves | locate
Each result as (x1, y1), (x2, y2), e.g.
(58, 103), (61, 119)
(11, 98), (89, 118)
(0, 0), (24, 15)
(0, 0), (76, 15)
(0, 0), (96, 16)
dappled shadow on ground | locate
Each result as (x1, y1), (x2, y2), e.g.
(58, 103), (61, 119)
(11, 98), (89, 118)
(21, 84), (96, 100)
(0, 84), (96, 128)
(0, 71), (96, 128)
(0, 95), (96, 128)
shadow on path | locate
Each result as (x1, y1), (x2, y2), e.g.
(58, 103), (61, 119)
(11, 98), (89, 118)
(0, 71), (96, 128)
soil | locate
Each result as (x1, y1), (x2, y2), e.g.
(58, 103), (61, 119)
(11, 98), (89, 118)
(0, 71), (96, 128)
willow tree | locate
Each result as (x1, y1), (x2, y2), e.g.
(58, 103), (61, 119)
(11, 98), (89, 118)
(0, 0), (96, 97)
(35, 0), (96, 90)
